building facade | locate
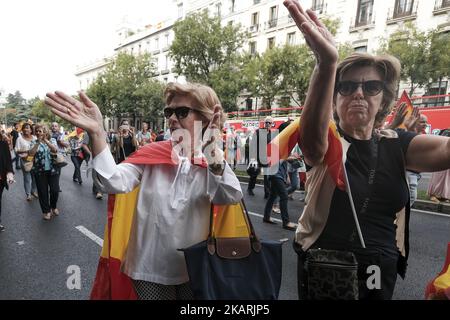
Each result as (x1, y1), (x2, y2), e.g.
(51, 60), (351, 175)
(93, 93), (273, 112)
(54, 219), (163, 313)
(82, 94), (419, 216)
(75, 0), (450, 121)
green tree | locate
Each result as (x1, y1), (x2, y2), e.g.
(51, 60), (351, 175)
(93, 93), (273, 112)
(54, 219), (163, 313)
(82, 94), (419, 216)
(429, 29), (450, 96)
(378, 23), (435, 96)
(86, 52), (165, 126)
(5, 90), (34, 123)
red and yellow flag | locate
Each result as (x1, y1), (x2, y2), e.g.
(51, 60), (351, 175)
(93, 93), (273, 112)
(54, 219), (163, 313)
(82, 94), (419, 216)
(425, 243), (450, 300)
(268, 118), (345, 191)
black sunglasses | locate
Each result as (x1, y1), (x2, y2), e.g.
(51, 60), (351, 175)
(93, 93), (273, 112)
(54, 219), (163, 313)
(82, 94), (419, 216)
(336, 80), (385, 96)
(163, 106), (195, 120)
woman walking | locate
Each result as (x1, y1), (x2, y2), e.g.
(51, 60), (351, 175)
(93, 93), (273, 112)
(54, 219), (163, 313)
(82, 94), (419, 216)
(15, 123), (38, 201)
(0, 133), (15, 231)
(29, 124), (60, 220)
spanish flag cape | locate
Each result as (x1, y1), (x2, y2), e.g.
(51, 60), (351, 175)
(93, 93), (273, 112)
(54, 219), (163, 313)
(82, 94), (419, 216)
(425, 243), (450, 300)
(90, 140), (250, 300)
(268, 117), (346, 191)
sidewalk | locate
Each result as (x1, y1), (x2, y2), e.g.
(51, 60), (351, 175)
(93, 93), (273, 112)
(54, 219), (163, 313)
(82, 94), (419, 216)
(235, 174), (450, 215)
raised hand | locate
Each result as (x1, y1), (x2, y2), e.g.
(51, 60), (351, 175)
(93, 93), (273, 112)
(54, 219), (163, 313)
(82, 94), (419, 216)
(45, 91), (104, 136)
(202, 105), (224, 171)
(388, 103), (408, 129)
(404, 106), (420, 132)
(283, 0), (338, 66)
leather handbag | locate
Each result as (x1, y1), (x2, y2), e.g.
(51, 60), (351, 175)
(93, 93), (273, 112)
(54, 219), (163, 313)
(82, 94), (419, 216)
(22, 156), (34, 172)
(52, 153), (68, 168)
(180, 200), (282, 300)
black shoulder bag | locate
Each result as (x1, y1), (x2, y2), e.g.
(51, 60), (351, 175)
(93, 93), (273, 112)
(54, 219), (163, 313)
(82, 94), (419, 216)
(305, 136), (379, 300)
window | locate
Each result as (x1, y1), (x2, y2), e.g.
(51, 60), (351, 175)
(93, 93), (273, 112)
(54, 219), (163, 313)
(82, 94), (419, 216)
(154, 38), (159, 50)
(177, 3), (184, 19)
(356, 0), (374, 26)
(138, 44), (142, 54)
(287, 32), (296, 45)
(230, 0), (235, 13)
(311, 0), (324, 13)
(165, 34), (170, 47)
(215, 2), (222, 17)
(251, 12), (259, 26)
(249, 41), (257, 55)
(164, 56), (169, 70)
(253, 0), (260, 4)
(268, 37), (275, 49)
(269, 6), (278, 27)
(394, 0), (414, 17)
(354, 45), (368, 52)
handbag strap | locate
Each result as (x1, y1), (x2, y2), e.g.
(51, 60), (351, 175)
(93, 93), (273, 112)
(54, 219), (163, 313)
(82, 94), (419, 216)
(342, 134), (379, 249)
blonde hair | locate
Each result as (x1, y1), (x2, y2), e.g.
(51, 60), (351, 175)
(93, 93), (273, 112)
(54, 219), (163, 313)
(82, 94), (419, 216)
(34, 124), (51, 140)
(334, 53), (401, 125)
(164, 82), (226, 128)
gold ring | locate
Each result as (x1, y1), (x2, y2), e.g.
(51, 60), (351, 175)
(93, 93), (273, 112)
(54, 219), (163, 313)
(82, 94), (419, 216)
(66, 107), (70, 114)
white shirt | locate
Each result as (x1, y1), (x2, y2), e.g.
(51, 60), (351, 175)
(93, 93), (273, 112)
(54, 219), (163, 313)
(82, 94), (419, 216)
(92, 146), (243, 285)
(14, 135), (36, 157)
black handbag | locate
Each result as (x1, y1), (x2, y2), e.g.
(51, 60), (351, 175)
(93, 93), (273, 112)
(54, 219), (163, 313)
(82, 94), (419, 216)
(180, 200), (282, 300)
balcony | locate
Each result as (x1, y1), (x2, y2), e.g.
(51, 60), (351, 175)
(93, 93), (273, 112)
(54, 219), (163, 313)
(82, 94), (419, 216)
(162, 46), (170, 52)
(265, 19), (278, 30)
(152, 49), (161, 55)
(349, 16), (376, 33)
(161, 69), (170, 75)
(387, 3), (418, 25)
(249, 24), (259, 33)
(433, 0), (450, 15)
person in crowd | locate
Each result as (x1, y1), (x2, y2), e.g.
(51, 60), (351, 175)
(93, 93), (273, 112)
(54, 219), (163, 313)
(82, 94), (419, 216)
(69, 131), (86, 185)
(287, 145), (304, 200)
(248, 116), (276, 198)
(45, 82), (242, 300)
(428, 129), (450, 203)
(11, 122), (21, 170)
(155, 129), (166, 142)
(137, 122), (152, 147)
(28, 124), (59, 220)
(284, 0), (450, 300)
(386, 104), (424, 206)
(0, 132), (15, 231)
(115, 120), (138, 163)
(225, 127), (237, 170)
(14, 123), (38, 201)
(51, 122), (68, 192)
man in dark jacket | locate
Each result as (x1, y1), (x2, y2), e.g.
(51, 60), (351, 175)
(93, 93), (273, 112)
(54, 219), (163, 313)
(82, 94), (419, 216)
(0, 138), (15, 231)
(11, 123), (20, 170)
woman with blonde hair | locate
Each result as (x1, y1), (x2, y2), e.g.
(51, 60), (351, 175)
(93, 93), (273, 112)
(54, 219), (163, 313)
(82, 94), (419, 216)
(45, 82), (242, 300)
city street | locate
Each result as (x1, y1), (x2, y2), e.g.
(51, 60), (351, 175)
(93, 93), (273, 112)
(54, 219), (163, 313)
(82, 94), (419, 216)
(0, 162), (449, 300)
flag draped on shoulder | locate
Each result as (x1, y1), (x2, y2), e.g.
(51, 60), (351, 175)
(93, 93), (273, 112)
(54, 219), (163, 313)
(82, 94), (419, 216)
(90, 140), (248, 299)
(268, 117), (345, 191)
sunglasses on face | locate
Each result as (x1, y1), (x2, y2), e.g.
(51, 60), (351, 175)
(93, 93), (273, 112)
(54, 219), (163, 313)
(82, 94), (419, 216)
(163, 106), (195, 120)
(336, 80), (385, 96)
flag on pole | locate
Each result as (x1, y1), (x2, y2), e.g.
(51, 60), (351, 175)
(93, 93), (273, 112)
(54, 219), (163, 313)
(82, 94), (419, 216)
(268, 118), (346, 191)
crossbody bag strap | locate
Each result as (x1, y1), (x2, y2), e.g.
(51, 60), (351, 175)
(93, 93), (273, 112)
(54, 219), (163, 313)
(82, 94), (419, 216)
(342, 135), (379, 249)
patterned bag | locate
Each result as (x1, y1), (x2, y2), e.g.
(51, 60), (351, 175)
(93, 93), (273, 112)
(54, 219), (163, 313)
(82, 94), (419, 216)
(305, 249), (359, 300)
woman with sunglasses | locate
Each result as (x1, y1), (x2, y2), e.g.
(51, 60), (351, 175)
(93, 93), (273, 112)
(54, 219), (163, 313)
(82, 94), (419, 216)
(284, 0), (450, 300)
(45, 82), (242, 300)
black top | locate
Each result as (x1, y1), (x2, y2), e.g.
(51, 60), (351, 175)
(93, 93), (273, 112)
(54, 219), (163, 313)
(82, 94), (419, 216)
(11, 130), (19, 148)
(0, 141), (13, 189)
(314, 129), (417, 259)
(118, 135), (136, 163)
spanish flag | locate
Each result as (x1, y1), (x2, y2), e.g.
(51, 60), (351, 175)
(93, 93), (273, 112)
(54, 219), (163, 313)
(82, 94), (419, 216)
(394, 90), (414, 130)
(425, 243), (450, 300)
(268, 118), (345, 191)
(90, 140), (249, 299)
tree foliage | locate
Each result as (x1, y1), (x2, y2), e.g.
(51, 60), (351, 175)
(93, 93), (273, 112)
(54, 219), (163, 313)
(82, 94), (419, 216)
(86, 52), (165, 125)
(378, 23), (440, 96)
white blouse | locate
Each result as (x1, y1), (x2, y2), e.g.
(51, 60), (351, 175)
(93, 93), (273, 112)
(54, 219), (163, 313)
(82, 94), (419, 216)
(14, 135), (36, 157)
(92, 146), (243, 285)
